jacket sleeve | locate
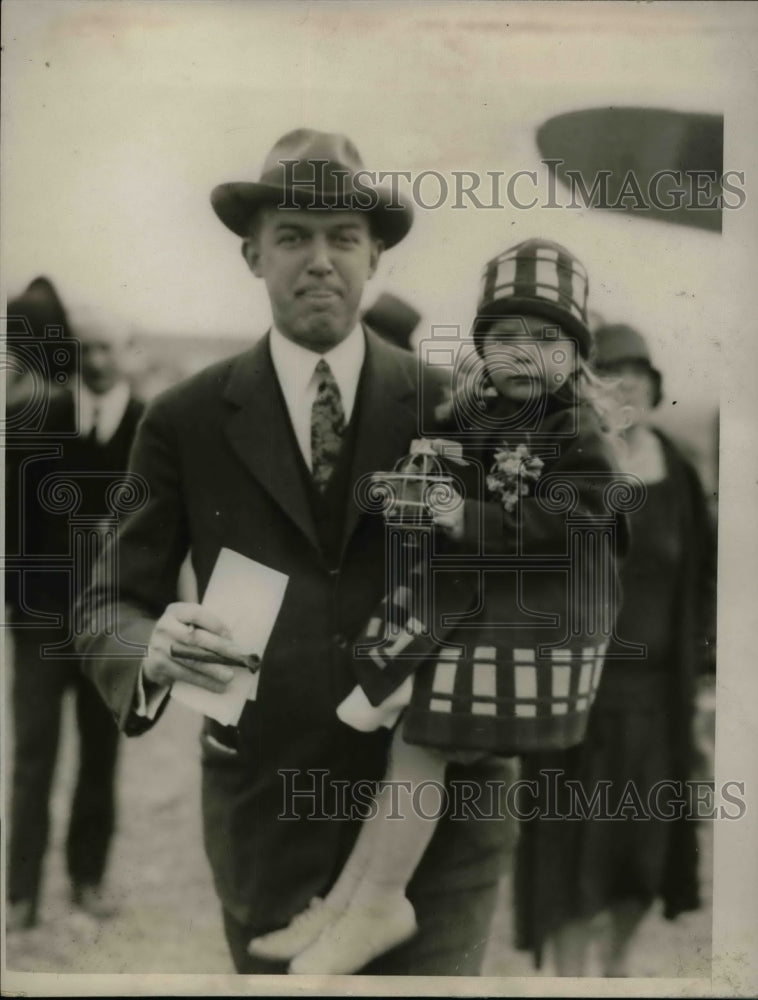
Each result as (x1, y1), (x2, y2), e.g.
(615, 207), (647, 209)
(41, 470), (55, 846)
(456, 406), (630, 559)
(76, 395), (190, 735)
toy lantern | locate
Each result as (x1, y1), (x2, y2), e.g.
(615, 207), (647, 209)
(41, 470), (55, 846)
(369, 439), (460, 527)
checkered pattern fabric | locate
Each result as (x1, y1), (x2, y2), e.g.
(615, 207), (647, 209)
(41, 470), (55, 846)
(351, 556), (462, 706)
(311, 360), (346, 490)
(475, 238), (592, 357)
(403, 641), (609, 754)
(351, 558), (611, 755)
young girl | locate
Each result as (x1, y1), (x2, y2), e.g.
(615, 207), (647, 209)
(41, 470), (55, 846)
(248, 238), (628, 975)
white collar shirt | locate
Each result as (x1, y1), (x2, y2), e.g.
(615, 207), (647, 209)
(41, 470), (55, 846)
(268, 324), (365, 470)
(79, 380), (131, 444)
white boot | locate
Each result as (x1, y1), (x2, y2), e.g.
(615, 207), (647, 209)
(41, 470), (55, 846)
(289, 895), (417, 975)
(248, 897), (341, 961)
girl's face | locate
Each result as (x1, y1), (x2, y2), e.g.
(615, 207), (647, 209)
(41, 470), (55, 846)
(481, 314), (577, 401)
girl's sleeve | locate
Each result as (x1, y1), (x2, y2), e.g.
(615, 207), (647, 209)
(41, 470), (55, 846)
(347, 559), (477, 708)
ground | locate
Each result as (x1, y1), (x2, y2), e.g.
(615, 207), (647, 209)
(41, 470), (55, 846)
(4, 669), (712, 981)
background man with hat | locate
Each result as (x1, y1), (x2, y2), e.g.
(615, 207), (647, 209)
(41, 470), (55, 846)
(77, 129), (510, 974)
(4, 277), (74, 411)
(362, 292), (422, 352)
(5, 283), (144, 931)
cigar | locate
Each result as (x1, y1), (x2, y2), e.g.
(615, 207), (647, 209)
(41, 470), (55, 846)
(171, 644), (261, 672)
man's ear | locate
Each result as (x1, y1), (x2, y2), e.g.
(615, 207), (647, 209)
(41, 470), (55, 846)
(367, 239), (384, 280)
(242, 238), (262, 276)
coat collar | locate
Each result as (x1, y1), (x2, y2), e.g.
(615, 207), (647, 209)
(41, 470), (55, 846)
(222, 327), (418, 562)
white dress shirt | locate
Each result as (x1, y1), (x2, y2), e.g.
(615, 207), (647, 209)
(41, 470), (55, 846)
(268, 323), (365, 469)
(79, 380), (131, 444)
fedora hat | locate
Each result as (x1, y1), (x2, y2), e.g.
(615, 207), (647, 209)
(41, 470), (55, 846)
(7, 276), (70, 340)
(211, 128), (413, 249)
(362, 293), (421, 351)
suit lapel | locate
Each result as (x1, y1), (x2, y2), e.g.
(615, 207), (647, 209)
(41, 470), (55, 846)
(222, 330), (419, 561)
(222, 336), (321, 554)
(340, 330), (418, 551)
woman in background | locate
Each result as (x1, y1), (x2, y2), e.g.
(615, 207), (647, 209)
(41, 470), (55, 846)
(514, 323), (717, 976)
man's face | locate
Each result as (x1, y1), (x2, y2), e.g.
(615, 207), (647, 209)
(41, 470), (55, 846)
(243, 207), (382, 352)
(79, 327), (128, 395)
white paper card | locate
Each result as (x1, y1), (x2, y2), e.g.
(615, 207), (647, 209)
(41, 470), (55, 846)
(172, 663), (258, 728)
(171, 548), (288, 725)
(201, 548), (289, 656)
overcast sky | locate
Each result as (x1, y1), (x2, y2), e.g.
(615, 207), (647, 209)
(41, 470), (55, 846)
(2, 1), (757, 407)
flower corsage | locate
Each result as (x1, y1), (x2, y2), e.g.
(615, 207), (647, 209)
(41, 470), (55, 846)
(486, 443), (544, 513)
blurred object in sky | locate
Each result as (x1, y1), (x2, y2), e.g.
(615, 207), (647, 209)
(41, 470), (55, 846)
(362, 293), (422, 351)
(537, 108), (724, 232)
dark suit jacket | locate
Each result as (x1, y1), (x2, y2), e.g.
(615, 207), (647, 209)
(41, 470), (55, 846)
(5, 387), (144, 622)
(78, 330), (510, 931)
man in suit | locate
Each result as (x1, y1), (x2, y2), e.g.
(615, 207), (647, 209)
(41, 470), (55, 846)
(78, 129), (509, 974)
(5, 287), (144, 930)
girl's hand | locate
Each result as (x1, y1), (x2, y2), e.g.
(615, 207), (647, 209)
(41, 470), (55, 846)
(429, 487), (465, 540)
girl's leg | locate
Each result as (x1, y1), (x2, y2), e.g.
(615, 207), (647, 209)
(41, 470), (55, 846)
(246, 770), (382, 960)
(349, 726), (447, 908)
(288, 728), (447, 974)
(249, 727), (445, 962)
(245, 820), (376, 960)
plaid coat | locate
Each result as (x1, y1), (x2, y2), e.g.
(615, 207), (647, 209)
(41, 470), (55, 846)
(349, 388), (630, 755)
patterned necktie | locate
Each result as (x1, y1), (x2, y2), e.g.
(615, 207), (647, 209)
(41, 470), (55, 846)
(311, 359), (346, 491)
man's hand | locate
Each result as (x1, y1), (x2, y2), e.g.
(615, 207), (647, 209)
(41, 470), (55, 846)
(143, 602), (251, 692)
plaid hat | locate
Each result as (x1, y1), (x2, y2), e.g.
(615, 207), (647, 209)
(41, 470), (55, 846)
(475, 238), (591, 357)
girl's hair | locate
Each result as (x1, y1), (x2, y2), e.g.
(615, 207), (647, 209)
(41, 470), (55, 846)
(576, 359), (626, 436)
